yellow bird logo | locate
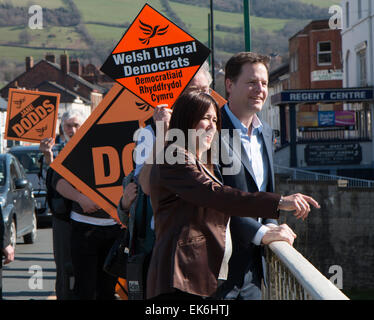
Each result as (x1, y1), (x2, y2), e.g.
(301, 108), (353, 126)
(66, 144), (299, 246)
(136, 101), (153, 112)
(14, 97), (26, 109)
(36, 125), (48, 137)
(138, 20), (169, 45)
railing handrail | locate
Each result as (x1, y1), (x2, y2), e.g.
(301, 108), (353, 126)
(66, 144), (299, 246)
(274, 164), (374, 187)
(268, 241), (349, 300)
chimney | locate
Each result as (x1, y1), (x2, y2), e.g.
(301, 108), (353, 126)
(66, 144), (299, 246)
(25, 56), (34, 72)
(45, 53), (56, 63)
(70, 58), (81, 76)
(60, 53), (69, 74)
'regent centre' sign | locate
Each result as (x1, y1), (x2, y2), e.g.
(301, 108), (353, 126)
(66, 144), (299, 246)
(271, 87), (374, 105)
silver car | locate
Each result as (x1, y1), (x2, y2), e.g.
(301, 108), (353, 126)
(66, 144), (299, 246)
(0, 153), (37, 250)
(9, 145), (52, 225)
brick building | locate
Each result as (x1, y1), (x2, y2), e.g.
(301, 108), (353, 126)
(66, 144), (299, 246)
(289, 19), (343, 90)
(261, 20), (343, 148)
(269, 19), (374, 179)
(0, 53), (109, 110)
(0, 53), (114, 148)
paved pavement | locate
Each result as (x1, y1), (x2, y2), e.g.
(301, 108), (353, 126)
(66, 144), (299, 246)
(2, 225), (56, 300)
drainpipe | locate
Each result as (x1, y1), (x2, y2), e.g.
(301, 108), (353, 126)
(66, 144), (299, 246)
(369, 0), (374, 168)
(369, 0), (374, 85)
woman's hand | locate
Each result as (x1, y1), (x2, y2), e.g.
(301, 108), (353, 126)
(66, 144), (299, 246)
(121, 182), (138, 210)
(77, 193), (100, 213)
(39, 137), (55, 165)
(153, 104), (172, 132)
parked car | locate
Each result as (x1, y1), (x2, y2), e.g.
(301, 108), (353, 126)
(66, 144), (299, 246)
(9, 145), (57, 225)
(0, 153), (37, 250)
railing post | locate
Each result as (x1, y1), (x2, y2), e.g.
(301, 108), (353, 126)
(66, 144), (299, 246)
(264, 241), (349, 300)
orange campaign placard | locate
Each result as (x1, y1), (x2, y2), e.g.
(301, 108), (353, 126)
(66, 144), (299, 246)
(5, 88), (60, 143)
(50, 83), (227, 223)
(211, 90), (227, 108)
(100, 3), (211, 108)
(50, 4), (225, 223)
(50, 84), (155, 223)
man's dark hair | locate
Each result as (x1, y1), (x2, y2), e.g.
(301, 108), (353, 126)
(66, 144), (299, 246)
(224, 52), (270, 98)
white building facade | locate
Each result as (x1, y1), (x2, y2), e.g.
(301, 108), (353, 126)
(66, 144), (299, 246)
(341, 0), (374, 87)
(341, 0), (374, 167)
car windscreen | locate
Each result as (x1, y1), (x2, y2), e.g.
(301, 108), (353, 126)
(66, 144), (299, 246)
(0, 159), (5, 186)
(11, 150), (45, 174)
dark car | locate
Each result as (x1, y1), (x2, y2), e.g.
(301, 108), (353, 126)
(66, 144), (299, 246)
(9, 145), (57, 225)
(0, 153), (37, 250)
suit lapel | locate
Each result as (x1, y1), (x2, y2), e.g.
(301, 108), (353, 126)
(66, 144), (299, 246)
(221, 107), (257, 186)
(260, 125), (275, 192)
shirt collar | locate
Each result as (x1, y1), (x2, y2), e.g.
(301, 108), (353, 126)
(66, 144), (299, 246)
(224, 104), (263, 135)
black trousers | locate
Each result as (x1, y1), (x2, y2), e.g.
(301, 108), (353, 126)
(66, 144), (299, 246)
(0, 259), (3, 300)
(52, 216), (75, 300)
(70, 220), (122, 300)
(152, 289), (205, 300)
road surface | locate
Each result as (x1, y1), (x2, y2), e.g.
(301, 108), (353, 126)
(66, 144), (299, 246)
(2, 225), (56, 300)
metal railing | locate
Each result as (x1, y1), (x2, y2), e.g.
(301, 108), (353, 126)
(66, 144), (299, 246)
(262, 241), (349, 300)
(274, 164), (374, 188)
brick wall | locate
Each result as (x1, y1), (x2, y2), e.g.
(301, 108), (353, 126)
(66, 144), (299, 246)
(275, 176), (374, 291)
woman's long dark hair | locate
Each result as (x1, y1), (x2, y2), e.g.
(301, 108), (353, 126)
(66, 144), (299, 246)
(168, 90), (221, 172)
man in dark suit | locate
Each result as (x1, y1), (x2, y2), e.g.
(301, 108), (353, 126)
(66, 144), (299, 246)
(217, 52), (299, 300)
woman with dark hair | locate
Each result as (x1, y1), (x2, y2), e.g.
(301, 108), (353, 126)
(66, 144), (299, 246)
(144, 91), (319, 300)
(165, 91), (221, 174)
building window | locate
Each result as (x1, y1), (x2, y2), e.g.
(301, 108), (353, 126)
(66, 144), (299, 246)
(358, 0), (362, 19)
(290, 53), (298, 72)
(345, 1), (350, 27)
(357, 49), (367, 87)
(317, 41), (332, 65)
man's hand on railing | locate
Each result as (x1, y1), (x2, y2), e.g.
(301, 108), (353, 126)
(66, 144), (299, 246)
(277, 193), (320, 221)
(262, 224), (296, 246)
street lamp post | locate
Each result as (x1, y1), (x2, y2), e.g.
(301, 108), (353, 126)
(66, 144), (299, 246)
(243, 0), (251, 51)
(208, 13), (211, 66)
(210, 0), (215, 89)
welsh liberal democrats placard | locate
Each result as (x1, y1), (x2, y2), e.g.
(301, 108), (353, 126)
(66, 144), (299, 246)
(100, 3), (211, 108)
(5, 88), (60, 143)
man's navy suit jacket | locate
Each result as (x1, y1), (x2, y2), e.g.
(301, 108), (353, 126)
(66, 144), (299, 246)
(217, 106), (278, 299)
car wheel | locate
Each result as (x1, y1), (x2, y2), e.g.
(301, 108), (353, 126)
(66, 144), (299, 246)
(24, 210), (37, 244)
(10, 218), (17, 251)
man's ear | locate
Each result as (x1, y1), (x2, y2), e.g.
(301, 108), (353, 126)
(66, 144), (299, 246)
(225, 78), (233, 96)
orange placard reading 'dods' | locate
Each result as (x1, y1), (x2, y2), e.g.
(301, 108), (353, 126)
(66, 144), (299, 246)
(5, 88), (60, 143)
(50, 84), (155, 223)
(100, 3), (211, 108)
